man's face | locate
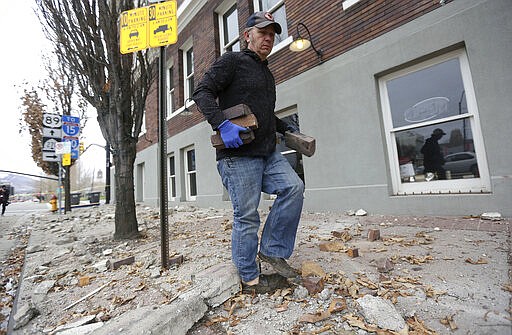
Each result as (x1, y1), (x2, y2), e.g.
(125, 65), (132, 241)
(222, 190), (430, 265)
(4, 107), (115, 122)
(245, 26), (276, 60)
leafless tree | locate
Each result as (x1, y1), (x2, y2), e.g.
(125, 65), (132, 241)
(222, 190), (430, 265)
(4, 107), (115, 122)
(35, 0), (155, 239)
(19, 51), (87, 178)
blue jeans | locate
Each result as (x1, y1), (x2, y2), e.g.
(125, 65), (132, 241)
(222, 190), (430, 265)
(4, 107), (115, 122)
(217, 151), (304, 282)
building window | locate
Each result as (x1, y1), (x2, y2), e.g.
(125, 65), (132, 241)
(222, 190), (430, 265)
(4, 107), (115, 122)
(166, 66), (175, 118)
(183, 46), (194, 101)
(276, 111), (304, 183)
(184, 147), (197, 201)
(218, 3), (240, 54)
(168, 154), (176, 201)
(342, 0), (362, 10)
(253, 0), (289, 47)
(136, 162), (145, 202)
(379, 49), (490, 195)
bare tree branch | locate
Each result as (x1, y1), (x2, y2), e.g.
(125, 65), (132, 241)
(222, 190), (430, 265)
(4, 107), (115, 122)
(35, 0), (155, 239)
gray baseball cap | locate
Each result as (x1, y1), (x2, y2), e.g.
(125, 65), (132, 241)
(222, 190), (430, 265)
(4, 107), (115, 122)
(246, 11), (282, 34)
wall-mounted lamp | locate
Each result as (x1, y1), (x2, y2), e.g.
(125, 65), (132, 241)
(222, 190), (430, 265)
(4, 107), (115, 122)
(182, 97), (194, 116)
(289, 22), (324, 63)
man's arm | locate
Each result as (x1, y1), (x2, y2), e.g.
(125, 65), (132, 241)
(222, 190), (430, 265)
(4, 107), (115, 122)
(192, 53), (237, 130)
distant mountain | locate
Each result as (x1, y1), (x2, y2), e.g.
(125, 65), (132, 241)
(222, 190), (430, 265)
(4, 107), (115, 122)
(0, 172), (38, 194)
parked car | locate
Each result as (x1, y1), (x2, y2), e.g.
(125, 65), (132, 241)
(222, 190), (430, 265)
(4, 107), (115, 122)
(443, 152), (479, 178)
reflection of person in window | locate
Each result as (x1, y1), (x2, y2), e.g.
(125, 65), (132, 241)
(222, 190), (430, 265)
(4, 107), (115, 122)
(421, 128), (446, 180)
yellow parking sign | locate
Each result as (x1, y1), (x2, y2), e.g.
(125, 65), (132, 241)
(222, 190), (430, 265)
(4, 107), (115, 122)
(148, 1), (178, 48)
(120, 7), (149, 54)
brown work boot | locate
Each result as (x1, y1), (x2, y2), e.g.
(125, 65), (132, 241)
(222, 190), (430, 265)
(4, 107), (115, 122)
(258, 252), (299, 279)
(241, 273), (289, 295)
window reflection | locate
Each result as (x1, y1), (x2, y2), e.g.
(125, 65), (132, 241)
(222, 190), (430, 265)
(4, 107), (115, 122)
(396, 119), (479, 182)
(387, 58), (466, 128)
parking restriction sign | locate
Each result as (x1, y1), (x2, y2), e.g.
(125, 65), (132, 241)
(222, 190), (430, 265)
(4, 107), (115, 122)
(120, 7), (149, 54)
(148, 1), (177, 48)
(119, 1), (177, 54)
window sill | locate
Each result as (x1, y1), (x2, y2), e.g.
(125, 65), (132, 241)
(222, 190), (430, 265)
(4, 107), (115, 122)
(269, 36), (293, 58)
(167, 100), (195, 119)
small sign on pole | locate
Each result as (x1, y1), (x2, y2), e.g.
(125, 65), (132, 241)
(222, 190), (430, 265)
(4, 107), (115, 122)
(55, 141), (71, 155)
(62, 153), (71, 166)
(120, 7), (149, 54)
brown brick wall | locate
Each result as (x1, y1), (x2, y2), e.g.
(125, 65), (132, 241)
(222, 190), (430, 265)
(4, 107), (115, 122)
(270, 0), (451, 83)
(138, 0), (451, 150)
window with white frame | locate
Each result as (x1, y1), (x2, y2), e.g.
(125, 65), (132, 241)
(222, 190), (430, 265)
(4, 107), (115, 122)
(217, 2), (240, 54)
(168, 154), (176, 201)
(379, 49), (490, 195)
(140, 108), (147, 134)
(184, 147), (197, 201)
(253, 0), (289, 47)
(136, 162), (145, 202)
(183, 45), (194, 101)
(166, 66), (175, 118)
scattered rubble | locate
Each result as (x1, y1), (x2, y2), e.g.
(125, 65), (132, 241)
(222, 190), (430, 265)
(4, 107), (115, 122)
(0, 205), (510, 335)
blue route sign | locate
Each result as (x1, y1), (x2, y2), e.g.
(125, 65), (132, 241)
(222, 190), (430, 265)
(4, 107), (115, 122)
(62, 116), (81, 159)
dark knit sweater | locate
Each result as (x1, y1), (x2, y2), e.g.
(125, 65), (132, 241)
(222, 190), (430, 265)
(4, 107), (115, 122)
(193, 49), (287, 160)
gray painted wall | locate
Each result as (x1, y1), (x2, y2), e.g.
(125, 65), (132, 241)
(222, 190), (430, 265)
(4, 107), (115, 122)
(135, 0), (512, 217)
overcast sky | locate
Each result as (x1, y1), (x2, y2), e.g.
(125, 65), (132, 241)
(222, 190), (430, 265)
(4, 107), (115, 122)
(0, 0), (105, 178)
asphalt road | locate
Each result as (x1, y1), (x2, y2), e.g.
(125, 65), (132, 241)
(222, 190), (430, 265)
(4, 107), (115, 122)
(0, 201), (49, 262)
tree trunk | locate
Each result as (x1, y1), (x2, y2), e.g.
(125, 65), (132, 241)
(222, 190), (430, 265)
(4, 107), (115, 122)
(113, 140), (139, 239)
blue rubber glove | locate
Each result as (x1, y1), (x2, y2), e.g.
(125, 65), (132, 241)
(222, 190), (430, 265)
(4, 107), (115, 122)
(218, 120), (248, 148)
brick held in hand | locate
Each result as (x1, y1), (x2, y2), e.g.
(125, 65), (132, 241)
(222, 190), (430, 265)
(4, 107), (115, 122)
(211, 104), (258, 149)
(211, 130), (255, 149)
(222, 104), (252, 119)
(284, 131), (316, 157)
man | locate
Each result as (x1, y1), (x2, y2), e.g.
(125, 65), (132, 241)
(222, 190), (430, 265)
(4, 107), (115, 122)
(193, 12), (304, 294)
(421, 128), (446, 180)
(0, 185), (10, 216)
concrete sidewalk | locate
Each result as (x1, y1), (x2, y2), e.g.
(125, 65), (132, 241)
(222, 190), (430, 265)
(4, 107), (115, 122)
(4, 205), (512, 334)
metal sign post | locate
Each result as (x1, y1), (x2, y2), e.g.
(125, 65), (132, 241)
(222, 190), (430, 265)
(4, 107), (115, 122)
(158, 44), (169, 269)
(119, 1), (177, 269)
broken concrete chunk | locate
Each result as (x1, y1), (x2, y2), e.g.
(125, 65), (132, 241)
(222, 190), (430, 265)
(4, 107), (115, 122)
(376, 257), (394, 273)
(55, 236), (77, 245)
(102, 248), (113, 256)
(355, 209), (367, 216)
(26, 245), (45, 254)
(92, 259), (111, 273)
(149, 267), (161, 278)
(34, 280), (56, 295)
(52, 315), (96, 333)
(293, 286), (309, 300)
(189, 262), (240, 308)
(13, 303), (40, 330)
(55, 322), (104, 335)
(356, 295), (408, 334)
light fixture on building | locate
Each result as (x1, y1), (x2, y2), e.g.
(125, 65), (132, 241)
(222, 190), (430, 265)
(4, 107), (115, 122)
(182, 98), (194, 116)
(289, 22), (323, 63)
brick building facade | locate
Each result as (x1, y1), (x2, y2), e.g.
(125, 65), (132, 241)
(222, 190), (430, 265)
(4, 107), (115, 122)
(131, 0), (512, 216)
